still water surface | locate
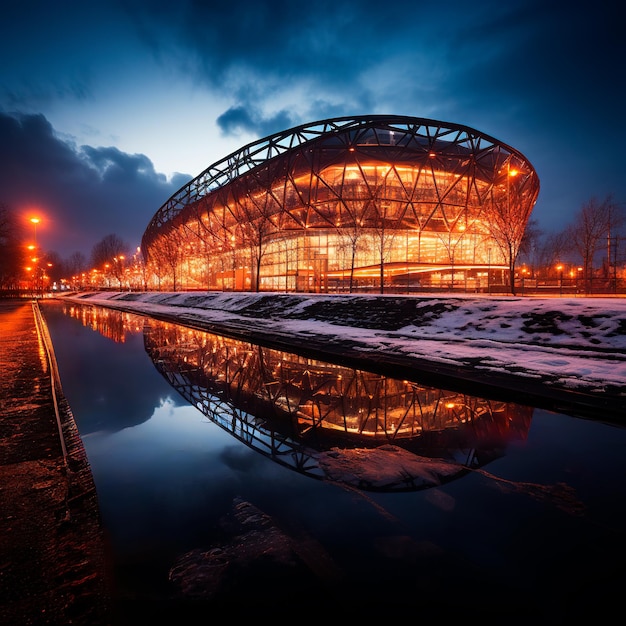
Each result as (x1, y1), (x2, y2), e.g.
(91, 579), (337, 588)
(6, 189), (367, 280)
(41, 299), (626, 622)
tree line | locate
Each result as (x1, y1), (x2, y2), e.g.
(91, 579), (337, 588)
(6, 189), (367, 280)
(0, 203), (130, 290)
(517, 195), (625, 293)
(1, 195), (624, 293)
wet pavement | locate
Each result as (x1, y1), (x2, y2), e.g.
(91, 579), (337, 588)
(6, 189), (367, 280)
(0, 298), (112, 625)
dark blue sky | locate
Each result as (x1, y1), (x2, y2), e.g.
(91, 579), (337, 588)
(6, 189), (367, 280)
(1, 0), (623, 258)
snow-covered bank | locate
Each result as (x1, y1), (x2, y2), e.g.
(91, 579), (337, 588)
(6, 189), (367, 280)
(57, 291), (626, 415)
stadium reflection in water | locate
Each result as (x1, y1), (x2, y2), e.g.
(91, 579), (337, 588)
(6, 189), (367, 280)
(66, 303), (533, 492)
(52, 301), (626, 621)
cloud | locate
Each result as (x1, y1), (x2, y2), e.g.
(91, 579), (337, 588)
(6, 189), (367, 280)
(0, 111), (189, 258)
(125, 0), (462, 122)
(130, 1), (368, 83)
(216, 106), (296, 139)
(80, 145), (163, 184)
(1, 1), (624, 245)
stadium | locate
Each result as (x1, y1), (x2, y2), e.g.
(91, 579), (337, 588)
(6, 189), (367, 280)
(141, 115), (539, 293)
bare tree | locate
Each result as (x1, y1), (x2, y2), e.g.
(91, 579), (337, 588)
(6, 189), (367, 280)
(0, 203), (14, 243)
(235, 195), (275, 293)
(487, 171), (533, 296)
(91, 234), (130, 269)
(0, 203), (25, 289)
(534, 230), (572, 279)
(436, 229), (466, 290)
(43, 250), (63, 285)
(517, 218), (542, 263)
(156, 229), (186, 291)
(366, 197), (400, 295)
(334, 185), (371, 293)
(567, 195), (620, 293)
(603, 196), (626, 289)
(336, 224), (367, 293)
(145, 247), (166, 291)
(190, 207), (224, 290)
(65, 251), (88, 278)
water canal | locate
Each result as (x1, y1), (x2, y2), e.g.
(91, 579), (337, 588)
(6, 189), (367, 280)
(40, 299), (626, 622)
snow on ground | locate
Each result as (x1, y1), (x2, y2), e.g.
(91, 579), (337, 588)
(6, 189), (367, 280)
(58, 291), (626, 397)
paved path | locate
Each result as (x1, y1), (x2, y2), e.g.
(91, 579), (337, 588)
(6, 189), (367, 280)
(0, 299), (112, 625)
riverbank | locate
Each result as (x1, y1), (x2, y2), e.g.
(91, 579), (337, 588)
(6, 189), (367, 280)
(0, 299), (112, 625)
(58, 291), (626, 421)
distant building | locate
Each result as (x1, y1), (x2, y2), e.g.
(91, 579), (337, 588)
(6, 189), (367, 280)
(141, 115), (539, 293)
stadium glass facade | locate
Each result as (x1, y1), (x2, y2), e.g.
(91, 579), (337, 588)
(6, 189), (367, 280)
(141, 115), (540, 293)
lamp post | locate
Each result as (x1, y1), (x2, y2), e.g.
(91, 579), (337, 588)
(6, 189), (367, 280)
(113, 255), (126, 289)
(30, 217), (40, 295)
(506, 163), (519, 295)
(557, 264), (563, 296)
(30, 217), (40, 246)
(45, 263), (52, 291)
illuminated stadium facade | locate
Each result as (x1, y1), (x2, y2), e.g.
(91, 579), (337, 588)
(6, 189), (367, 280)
(141, 115), (539, 293)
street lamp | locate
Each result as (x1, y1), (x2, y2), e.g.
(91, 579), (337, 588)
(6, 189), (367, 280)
(30, 217), (40, 246)
(521, 266), (528, 295)
(113, 255), (126, 289)
(29, 217), (40, 295)
(557, 264), (563, 296)
(45, 262), (53, 291)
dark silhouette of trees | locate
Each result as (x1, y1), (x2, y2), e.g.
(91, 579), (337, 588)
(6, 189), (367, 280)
(43, 250), (63, 285)
(0, 203), (25, 289)
(538, 231), (571, 276)
(91, 234), (130, 269)
(516, 218), (542, 276)
(64, 251), (88, 279)
(566, 195), (623, 293)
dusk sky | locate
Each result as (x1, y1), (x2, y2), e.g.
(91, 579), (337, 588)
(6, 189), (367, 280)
(1, 0), (623, 260)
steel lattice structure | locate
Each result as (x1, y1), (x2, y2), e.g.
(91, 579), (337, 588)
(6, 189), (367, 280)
(141, 115), (539, 293)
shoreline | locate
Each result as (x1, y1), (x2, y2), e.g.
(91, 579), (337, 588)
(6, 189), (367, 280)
(54, 291), (626, 423)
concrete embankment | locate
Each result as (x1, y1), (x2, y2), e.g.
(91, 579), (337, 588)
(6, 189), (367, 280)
(0, 298), (112, 625)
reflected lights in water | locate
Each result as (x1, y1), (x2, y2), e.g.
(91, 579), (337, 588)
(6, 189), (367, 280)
(65, 302), (533, 491)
